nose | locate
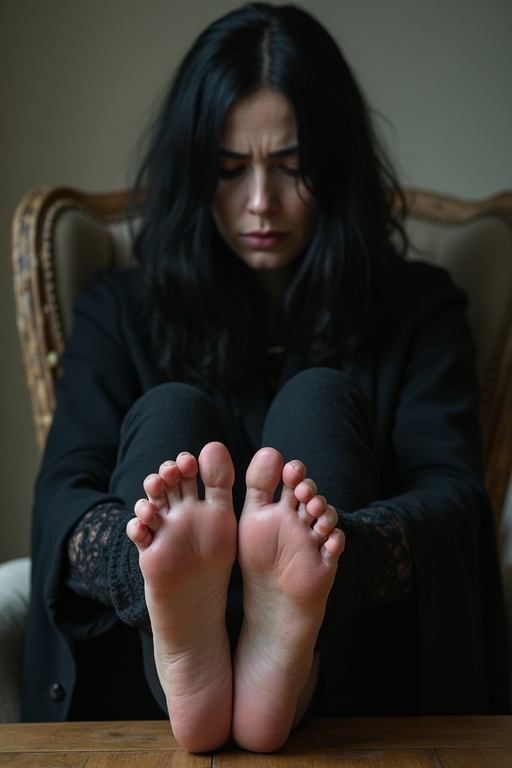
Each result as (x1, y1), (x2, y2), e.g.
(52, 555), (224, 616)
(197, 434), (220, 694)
(247, 170), (276, 215)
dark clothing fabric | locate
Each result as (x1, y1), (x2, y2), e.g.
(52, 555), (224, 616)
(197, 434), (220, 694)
(21, 259), (510, 721)
(65, 372), (413, 716)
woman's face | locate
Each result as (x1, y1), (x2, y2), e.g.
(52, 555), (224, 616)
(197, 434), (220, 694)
(211, 88), (317, 272)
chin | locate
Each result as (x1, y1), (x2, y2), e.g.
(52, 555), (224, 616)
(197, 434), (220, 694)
(244, 253), (298, 272)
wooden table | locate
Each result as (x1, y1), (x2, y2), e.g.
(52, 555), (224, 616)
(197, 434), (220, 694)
(0, 717), (511, 766)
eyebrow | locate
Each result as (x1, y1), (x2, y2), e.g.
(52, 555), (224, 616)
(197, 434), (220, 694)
(219, 145), (299, 159)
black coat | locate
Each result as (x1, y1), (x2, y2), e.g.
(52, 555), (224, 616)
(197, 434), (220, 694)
(22, 259), (510, 720)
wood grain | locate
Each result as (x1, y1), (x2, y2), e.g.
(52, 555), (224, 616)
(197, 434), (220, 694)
(283, 716), (512, 749)
(1, 718), (511, 767)
(436, 747), (512, 768)
(214, 747), (441, 767)
(0, 721), (177, 753)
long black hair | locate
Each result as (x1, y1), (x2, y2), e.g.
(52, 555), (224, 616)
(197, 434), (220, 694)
(132, 2), (407, 386)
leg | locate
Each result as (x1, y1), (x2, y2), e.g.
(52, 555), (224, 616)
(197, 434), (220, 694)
(112, 384), (242, 743)
(127, 442), (237, 752)
(232, 447), (345, 752)
(260, 368), (381, 718)
(263, 368), (379, 511)
(111, 382), (234, 509)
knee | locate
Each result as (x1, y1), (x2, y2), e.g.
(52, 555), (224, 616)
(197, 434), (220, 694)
(121, 382), (216, 432)
(270, 367), (373, 431)
(277, 367), (358, 403)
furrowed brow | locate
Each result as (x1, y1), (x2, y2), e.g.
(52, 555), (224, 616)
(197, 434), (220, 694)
(219, 145), (299, 159)
(219, 148), (248, 159)
(268, 145), (299, 159)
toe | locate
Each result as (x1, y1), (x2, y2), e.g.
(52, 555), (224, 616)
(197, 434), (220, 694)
(134, 498), (159, 526)
(321, 527), (346, 563)
(175, 452), (198, 478)
(294, 478), (317, 505)
(312, 503), (338, 537)
(126, 517), (153, 549)
(282, 460), (307, 491)
(176, 452), (200, 498)
(280, 462), (309, 508)
(159, 460), (181, 490)
(199, 442), (235, 508)
(297, 493), (326, 526)
(144, 473), (172, 511)
(244, 447), (284, 509)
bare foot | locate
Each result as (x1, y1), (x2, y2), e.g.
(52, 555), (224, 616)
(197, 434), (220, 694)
(126, 442), (237, 752)
(233, 447), (345, 752)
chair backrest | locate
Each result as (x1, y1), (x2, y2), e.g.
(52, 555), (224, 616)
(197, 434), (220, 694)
(400, 189), (512, 539)
(12, 187), (135, 448)
(12, 185), (512, 533)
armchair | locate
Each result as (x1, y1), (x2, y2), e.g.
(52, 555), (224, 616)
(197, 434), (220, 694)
(2, 184), (512, 721)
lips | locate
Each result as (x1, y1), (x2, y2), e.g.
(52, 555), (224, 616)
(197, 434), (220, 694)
(242, 230), (287, 249)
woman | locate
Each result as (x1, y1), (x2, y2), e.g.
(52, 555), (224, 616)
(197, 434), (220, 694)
(22, 1), (509, 754)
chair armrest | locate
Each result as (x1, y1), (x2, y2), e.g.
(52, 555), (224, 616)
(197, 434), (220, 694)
(0, 558), (31, 722)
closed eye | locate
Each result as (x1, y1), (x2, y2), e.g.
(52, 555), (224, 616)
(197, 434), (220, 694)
(280, 166), (301, 178)
(218, 166), (245, 180)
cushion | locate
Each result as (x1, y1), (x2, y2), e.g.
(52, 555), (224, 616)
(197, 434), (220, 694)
(0, 558), (31, 722)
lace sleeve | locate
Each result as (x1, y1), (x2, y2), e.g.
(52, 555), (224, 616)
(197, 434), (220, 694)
(66, 502), (411, 635)
(67, 503), (150, 629)
(323, 507), (413, 632)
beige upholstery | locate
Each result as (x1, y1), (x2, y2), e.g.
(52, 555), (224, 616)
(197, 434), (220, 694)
(0, 558), (31, 722)
(3, 185), (512, 721)
(401, 190), (512, 538)
(12, 188), (136, 448)
(405, 213), (512, 385)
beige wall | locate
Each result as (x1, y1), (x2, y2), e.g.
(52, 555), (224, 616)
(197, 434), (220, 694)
(1, 0), (511, 562)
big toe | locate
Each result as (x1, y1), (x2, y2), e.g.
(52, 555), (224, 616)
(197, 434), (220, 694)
(199, 442), (235, 506)
(244, 446), (284, 510)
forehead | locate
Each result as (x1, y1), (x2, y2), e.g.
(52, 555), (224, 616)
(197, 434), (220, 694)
(220, 88), (297, 150)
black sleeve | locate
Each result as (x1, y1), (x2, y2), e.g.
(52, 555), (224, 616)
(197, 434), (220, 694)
(324, 264), (508, 713)
(30, 270), (155, 638)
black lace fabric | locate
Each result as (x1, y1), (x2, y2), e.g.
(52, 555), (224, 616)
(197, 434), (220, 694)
(66, 501), (411, 634)
(366, 511), (412, 602)
(322, 507), (413, 635)
(67, 503), (150, 629)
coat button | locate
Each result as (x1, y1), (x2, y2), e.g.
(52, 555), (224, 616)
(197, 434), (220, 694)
(49, 683), (65, 702)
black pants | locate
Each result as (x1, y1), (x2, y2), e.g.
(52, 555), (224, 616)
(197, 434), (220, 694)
(108, 368), (384, 716)
(112, 368), (378, 513)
